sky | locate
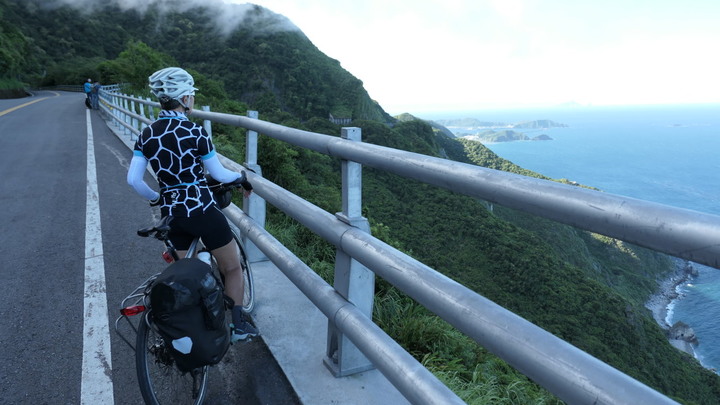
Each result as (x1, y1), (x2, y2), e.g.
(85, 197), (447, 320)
(230, 0), (720, 114)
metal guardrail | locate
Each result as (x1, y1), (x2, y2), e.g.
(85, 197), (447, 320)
(48, 84), (121, 93)
(191, 109), (720, 270)
(96, 89), (704, 405)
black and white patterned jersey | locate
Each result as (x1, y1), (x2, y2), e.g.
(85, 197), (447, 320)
(133, 110), (215, 217)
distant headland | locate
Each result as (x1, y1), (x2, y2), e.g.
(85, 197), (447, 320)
(461, 130), (554, 143)
(434, 119), (567, 143)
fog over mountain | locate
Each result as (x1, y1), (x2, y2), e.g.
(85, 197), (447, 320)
(44, 0), (299, 36)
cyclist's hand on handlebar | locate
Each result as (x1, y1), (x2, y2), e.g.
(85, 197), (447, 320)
(231, 171), (253, 196)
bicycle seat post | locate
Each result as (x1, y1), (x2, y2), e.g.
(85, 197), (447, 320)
(147, 223), (180, 263)
(156, 231), (181, 262)
(166, 242), (180, 262)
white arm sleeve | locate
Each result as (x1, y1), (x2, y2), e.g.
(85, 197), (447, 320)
(203, 154), (241, 183)
(127, 155), (160, 200)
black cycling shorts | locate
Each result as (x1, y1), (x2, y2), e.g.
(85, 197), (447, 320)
(168, 205), (234, 251)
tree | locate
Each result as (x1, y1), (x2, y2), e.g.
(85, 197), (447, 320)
(97, 40), (175, 91)
(0, 9), (34, 80)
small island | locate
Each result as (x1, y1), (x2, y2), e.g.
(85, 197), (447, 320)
(435, 118), (567, 142)
(436, 118), (567, 130)
(461, 129), (554, 143)
(511, 120), (567, 129)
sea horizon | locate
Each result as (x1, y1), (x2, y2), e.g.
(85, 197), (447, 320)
(409, 101), (720, 121)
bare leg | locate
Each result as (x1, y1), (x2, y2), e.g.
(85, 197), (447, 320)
(210, 240), (245, 307)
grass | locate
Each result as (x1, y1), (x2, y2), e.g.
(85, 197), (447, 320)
(264, 214), (563, 403)
(0, 78), (24, 90)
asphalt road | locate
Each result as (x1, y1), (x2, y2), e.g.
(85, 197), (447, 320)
(0, 91), (300, 404)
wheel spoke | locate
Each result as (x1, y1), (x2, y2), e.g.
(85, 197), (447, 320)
(136, 312), (208, 404)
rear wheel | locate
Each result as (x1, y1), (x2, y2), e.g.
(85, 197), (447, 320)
(135, 311), (209, 405)
(235, 228), (255, 314)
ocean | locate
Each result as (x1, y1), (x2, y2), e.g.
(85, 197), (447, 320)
(423, 103), (720, 370)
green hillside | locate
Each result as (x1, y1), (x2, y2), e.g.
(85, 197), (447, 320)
(2, 1), (718, 403)
(0, 0), (391, 123)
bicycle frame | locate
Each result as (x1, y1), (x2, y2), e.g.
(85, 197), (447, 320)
(115, 181), (252, 348)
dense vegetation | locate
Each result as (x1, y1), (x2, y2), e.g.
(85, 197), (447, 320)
(3, 0), (719, 403)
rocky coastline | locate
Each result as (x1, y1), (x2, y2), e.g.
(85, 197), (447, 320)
(645, 261), (700, 355)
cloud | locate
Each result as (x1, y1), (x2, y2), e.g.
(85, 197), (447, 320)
(489, 0), (525, 26)
(44, 0), (299, 36)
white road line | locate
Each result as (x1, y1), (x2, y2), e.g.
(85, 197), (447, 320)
(81, 109), (115, 404)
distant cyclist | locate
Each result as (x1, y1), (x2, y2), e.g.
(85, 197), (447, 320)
(90, 81), (100, 109)
(127, 67), (258, 341)
(83, 78), (92, 100)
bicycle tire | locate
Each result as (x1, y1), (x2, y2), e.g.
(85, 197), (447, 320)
(227, 221), (255, 313)
(135, 311), (209, 405)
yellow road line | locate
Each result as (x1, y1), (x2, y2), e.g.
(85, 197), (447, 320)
(0, 91), (60, 117)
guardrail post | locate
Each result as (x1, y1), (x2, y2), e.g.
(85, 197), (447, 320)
(202, 106), (212, 137)
(122, 98), (130, 138)
(138, 101), (147, 132)
(98, 89), (107, 119)
(146, 97), (155, 121)
(324, 127), (375, 377)
(130, 97), (138, 139)
(117, 95), (124, 130)
(112, 95), (120, 128)
(243, 110), (267, 262)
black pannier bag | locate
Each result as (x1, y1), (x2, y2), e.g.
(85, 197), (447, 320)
(149, 258), (230, 372)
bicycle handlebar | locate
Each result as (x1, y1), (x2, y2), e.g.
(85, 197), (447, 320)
(136, 175), (248, 239)
(206, 173), (250, 193)
(207, 182), (239, 194)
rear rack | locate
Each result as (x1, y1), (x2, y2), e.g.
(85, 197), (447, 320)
(114, 273), (159, 351)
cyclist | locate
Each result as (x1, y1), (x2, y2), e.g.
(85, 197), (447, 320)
(84, 78), (93, 108)
(83, 78), (92, 99)
(127, 67), (258, 341)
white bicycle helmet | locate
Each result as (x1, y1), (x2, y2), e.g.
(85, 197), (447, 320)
(148, 67), (198, 102)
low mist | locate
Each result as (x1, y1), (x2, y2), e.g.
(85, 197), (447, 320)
(43, 0), (299, 36)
